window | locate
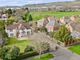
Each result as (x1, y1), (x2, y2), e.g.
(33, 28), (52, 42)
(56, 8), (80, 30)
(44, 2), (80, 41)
(10, 33), (14, 37)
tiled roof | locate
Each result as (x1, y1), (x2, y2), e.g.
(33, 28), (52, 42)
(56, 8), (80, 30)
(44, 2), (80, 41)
(6, 22), (31, 30)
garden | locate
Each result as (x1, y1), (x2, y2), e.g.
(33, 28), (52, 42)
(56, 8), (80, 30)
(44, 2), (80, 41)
(0, 37), (54, 60)
(69, 45), (80, 55)
(7, 38), (31, 53)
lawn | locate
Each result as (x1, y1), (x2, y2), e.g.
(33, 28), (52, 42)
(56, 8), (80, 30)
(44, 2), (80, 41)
(31, 11), (80, 20)
(69, 45), (80, 55)
(6, 38), (31, 53)
(33, 53), (54, 60)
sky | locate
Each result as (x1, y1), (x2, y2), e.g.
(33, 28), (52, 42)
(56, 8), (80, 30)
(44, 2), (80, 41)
(0, 0), (75, 6)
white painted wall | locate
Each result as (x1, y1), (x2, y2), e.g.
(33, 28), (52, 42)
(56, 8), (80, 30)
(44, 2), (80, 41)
(6, 28), (32, 38)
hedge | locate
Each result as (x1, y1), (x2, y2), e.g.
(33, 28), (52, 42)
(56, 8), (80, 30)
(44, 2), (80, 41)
(16, 51), (38, 60)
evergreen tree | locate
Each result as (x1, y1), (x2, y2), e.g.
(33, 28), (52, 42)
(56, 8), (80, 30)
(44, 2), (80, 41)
(22, 9), (33, 22)
(28, 14), (33, 22)
(54, 25), (72, 43)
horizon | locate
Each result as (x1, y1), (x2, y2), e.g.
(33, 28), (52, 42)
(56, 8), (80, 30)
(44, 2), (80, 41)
(0, 0), (75, 6)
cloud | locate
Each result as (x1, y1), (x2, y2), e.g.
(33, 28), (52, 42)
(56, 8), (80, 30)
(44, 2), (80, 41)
(0, 0), (74, 6)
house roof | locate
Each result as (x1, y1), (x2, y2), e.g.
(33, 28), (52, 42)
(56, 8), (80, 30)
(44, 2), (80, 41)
(61, 16), (71, 24)
(70, 22), (80, 32)
(43, 16), (57, 26)
(6, 22), (31, 30)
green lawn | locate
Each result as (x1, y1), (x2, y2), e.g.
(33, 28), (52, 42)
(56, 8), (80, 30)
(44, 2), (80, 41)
(69, 45), (80, 55)
(6, 38), (31, 53)
(33, 53), (54, 60)
(31, 11), (80, 20)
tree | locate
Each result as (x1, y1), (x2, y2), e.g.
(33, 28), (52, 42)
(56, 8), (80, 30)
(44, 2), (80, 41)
(22, 9), (33, 22)
(6, 9), (12, 15)
(0, 46), (20, 60)
(10, 46), (20, 60)
(28, 14), (33, 22)
(54, 25), (72, 46)
(0, 47), (10, 60)
(0, 21), (8, 46)
(32, 41), (50, 58)
(6, 16), (15, 25)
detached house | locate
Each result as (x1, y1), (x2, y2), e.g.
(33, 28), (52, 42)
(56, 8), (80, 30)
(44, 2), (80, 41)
(1, 14), (8, 20)
(0, 13), (8, 21)
(66, 22), (80, 39)
(5, 22), (32, 38)
(43, 16), (60, 32)
(60, 16), (71, 24)
(70, 15), (80, 22)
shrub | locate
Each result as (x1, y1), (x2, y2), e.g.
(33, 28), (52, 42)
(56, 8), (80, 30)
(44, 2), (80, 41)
(24, 45), (34, 52)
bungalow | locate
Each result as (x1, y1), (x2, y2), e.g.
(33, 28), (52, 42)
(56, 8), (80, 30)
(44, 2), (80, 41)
(5, 22), (32, 38)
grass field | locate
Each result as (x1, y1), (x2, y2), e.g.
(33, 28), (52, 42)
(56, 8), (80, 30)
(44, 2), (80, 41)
(69, 45), (80, 55)
(7, 38), (31, 53)
(31, 11), (80, 20)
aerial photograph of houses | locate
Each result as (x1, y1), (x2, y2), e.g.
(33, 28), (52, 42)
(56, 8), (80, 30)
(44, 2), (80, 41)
(0, 0), (80, 60)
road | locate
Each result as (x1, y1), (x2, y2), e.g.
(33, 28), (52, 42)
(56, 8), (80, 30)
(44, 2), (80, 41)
(51, 46), (80, 60)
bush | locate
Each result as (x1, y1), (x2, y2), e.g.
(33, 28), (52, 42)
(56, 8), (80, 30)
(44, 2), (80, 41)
(0, 46), (20, 60)
(17, 51), (38, 60)
(24, 45), (34, 52)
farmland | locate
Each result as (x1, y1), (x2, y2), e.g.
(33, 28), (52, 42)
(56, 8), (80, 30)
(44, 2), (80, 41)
(31, 11), (80, 20)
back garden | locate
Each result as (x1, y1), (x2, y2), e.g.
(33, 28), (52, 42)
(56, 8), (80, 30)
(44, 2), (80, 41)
(0, 37), (54, 60)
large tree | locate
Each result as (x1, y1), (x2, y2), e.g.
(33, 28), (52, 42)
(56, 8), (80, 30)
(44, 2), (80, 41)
(32, 40), (50, 58)
(6, 9), (12, 15)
